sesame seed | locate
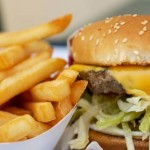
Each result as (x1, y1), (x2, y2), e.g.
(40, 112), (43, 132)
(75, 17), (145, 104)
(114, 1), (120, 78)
(120, 22), (126, 25)
(122, 38), (128, 43)
(114, 39), (118, 44)
(141, 20), (148, 25)
(81, 36), (85, 41)
(108, 29), (112, 34)
(139, 30), (144, 35)
(89, 35), (93, 41)
(143, 26), (147, 31)
(133, 14), (137, 17)
(105, 20), (110, 23)
(103, 33), (106, 37)
(96, 39), (100, 46)
(133, 50), (139, 55)
(116, 26), (120, 30)
(114, 22), (119, 26)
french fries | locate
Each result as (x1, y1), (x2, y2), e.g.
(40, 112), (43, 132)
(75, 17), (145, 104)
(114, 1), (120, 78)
(0, 14), (72, 47)
(57, 69), (79, 85)
(24, 40), (53, 54)
(0, 58), (66, 105)
(0, 51), (51, 82)
(0, 13), (88, 143)
(23, 80), (71, 102)
(0, 110), (17, 125)
(21, 102), (55, 123)
(0, 46), (29, 70)
(0, 114), (36, 142)
(70, 80), (88, 105)
(2, 106), (31, 116)
(0, 110), (50, 139)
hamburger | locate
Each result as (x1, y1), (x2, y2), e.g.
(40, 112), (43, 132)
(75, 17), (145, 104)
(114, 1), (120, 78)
(68, 14), (150, 150)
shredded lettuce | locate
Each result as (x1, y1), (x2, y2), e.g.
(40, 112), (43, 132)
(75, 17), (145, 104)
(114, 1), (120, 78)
(122, 122), (135, 150)
(77, 98), (92, 111)
(139, 107), (150, 134)
(96, 112), (126, 130)
(69, 98), (100, 149)
(122, 111), (143, 122)
(69, 116), (89, 149)
(118, 97), (150, 112)
(69, 93), (150, 150)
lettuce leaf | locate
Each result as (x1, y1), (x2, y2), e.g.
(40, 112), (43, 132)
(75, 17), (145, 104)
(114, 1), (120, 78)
(139, 107), (150, 134)
(118, 97), (150, 112)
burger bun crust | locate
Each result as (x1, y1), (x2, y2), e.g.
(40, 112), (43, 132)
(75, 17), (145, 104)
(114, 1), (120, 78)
(71, 15), (150, 66)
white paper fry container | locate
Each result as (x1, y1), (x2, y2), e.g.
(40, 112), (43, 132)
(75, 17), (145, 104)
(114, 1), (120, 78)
(0, 106), (76, 150)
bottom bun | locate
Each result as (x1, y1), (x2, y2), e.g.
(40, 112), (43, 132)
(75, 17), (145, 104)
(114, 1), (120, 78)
(89, 130), (148, 150)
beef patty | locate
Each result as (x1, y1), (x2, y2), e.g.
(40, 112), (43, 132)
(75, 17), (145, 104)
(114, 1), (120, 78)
(79, 70), (125, 95)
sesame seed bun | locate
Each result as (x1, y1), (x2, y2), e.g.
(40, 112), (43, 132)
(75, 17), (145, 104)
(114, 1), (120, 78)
(89, 130), (148, 150)
(71, 14), (150, 66)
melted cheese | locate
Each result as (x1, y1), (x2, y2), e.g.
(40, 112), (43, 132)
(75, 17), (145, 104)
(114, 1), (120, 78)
(110, 66), (150, 95)
(70, 64), (150, 95)
(69, 64), (104, 72)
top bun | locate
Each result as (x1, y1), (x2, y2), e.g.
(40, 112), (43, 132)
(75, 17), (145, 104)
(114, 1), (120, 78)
(70, 14), (150, 66)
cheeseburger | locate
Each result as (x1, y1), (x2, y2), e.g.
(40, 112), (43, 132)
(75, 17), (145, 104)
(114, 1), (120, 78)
(68, 15), (150, 150)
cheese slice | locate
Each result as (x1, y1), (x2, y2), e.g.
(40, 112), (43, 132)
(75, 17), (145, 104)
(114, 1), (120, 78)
(70, 64), (150, 95)
(109, 66), (150, 95)
(69, 64), (104, 72)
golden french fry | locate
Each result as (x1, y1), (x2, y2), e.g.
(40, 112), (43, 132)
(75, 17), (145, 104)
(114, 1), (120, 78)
(2, 106), (31, 115)
(0, 46), (29, 70)
(57, 69), (79, 85)
(24, 40), (53, 54)
(0, 114), (36, 142)
(0, 110), (49, 139)
(0, 58), (66, 105)
(70, 80), (88, 105)
(49, 97), (73, 126)
(22, 101), (55, 123)
(12, 51), (51, 73)
(0, 14), (72, 47)
(0, 51), (51, 82)
(23, 79), (71, 102)
(0, 110), (17, 125)
(27, 122), (50, 138)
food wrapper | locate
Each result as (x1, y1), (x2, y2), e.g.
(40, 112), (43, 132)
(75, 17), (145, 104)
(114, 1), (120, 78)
(86, 142), (103, 150)
(0, 106), (77, 150)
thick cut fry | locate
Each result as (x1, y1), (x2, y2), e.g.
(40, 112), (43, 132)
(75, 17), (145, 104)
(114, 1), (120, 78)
(0, 58), (66, 105)
(22, 102), (55, 123)
(24, 40), (53, 54)
(49, 97), (73, 126)
(2, 106), (31, 115)
(70, 80), (88, 105)
(0, 46), (29, 70)
(0, 110), (49, 139)
(27, 122), (50, 138)
(0, 14), (72, 47)
(23, 80), (70, 102)
(0, 110), (17, 125)
(0, 51), (51, 82)
(0, 114), (36, 142)
(57, 69), (79, 85)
